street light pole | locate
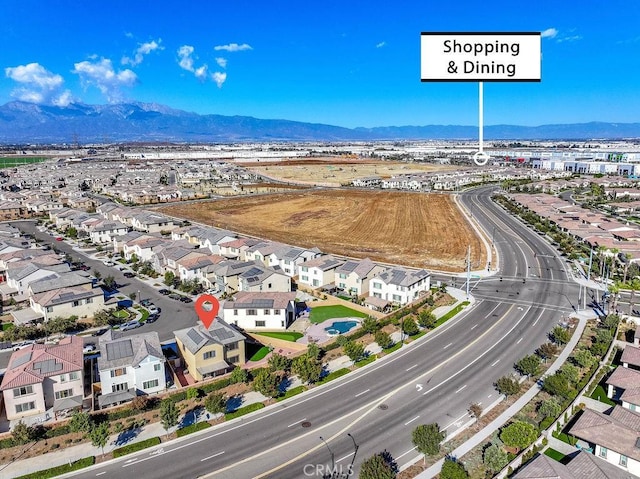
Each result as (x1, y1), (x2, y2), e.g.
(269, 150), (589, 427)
(319, 436), (335, 478)
(346, 433), (359, 478)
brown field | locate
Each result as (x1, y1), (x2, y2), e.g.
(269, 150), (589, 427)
(235, 157), (457, 186)
(160, 190), (484, 271)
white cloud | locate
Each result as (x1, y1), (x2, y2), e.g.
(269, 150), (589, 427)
(376, 41), (386, 48)
(215, 57), (227, 68)
(214, 43), (252, 52)
(177, 45), (196, 72)
(72, 58), (137, 102)
(5, 62), (72, 105)
(122, 38), (163, 66)
(557, 35), (582, 43)
(194, 65), (208, 80)
(541, 28), (558, 39)
(212, 71), (227, 88)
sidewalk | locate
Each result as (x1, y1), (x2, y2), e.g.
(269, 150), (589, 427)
(414, 312), (590, 478)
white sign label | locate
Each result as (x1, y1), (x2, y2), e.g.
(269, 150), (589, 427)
(421, 32), (541, 82)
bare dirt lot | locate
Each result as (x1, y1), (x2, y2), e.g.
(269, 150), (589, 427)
(161, 190), (484, 271)
(236, 157), (457, 187)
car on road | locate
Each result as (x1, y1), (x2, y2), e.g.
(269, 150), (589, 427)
(92, 327), (110, 336)
(55, 237), (63, 241)
(13, 340), (35, 351)
(83, 343), (96, 354)
(140, 299), (152, 307)
(179, 296), (193, 303)
(120, 320), (141, 331)
(168, 293), (182, 300)
(123, 272), (135, 278)
(159, 289), (171, 295)
(103, 260), (115, 267)
(147, 305), (159, 313)
(146, 313), (159, 323)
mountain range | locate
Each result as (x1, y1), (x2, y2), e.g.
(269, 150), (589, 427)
(1, 101), (640, 143)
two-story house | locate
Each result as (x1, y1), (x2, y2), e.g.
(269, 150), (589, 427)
(173, 319), (246, 382)
(333, 258), (385, 297)
(97, 330), (166, 409)
(238, 264), (291, 293)
(222, 291), (297, 330)
(297, 255), (345, 289)
(369, 267), (431, 305)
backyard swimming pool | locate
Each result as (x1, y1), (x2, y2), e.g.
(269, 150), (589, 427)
(324, 320), (358, 335)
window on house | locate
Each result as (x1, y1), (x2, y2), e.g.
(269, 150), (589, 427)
(226, 342), (238, 350)
(274, 309), (280, 315)
(301, 275), (308, 281)
(599, 446), (608, 458)
(13, 385), (34, 397)
(203, 351), (216, 360)
(59, 374), (67, 382)
(69, 371), (80, 380)
(281, 320), (285, 327)
(154, 364), (162, 371)
(110, 368), (126, 377)
(72, 301), (80, 307)
(339, 273), (347, 279)
(55, 388), (73, 400)
(620, 455), (628, 467)
(392, 294), (402, 302)
(46, 306), (53, 313)
(255, 320), (266, 327)
(268, 283), (272, 289)
(227, 355), (239, 364)
(233, 309), (238, 316)
(15, 402), (35, 413)
(86, 297), (93, 304)
(373, 283), (381, 289)
(264, 309), (270, 315)
(143, 379), (159, 390)
(301, 266), (308, 272)
(112, 383), (128, 393)
(247, 309), (257, 316)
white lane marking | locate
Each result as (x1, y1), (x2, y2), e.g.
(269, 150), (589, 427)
(443, 343), (453, 349)
(96, 473), (106, 477)
(404, 415), (420, 426)
(455, 384), (467, 394)
(490, 359), (500, 367)
(470, 324), (478, 330)
(533, 317), (539, 326)
(516, 337), (523, 344)
(443, 411), (470, 430)
(396, 446), (417, 460)
(488, 394), (493, 398)
(477, 402), (482, 406)
(355, 389), (370, 398)
(336, 452), (354, 463)
(200, 451), (225, 462)
(287, 418), (306, 428)
(406, 364), (418, 371)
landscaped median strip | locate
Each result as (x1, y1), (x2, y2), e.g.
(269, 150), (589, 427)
(224, 403), (265, 421)
(113, 437), (161, 457)
(15, 457), (95, 479)
(176, 421), (212, 437)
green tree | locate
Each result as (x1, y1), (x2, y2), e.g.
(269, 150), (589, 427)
(69, 410), (92, 434)
(103, 275), (117, 290)
(229, 366), (249, 384)
(204, 392), (227, 415)
(93, 309), (111, 326)
(538, 397), (562, 419)
(292, 355), (323, 384)
(66, 226), (78, 238)
(186, 387), (201, 400)
(44, 316), (78, 335)
(252, 370), (281, 398)
(440, 457), (469, 479)
(515, 354), (541, 378)
(359, 452), (396, 479)
(412, 423), (444, 457)
(128, 291), (137, 302)
(268, 353), (291, 372)
(483, 444), (509, 473)
(602, 314), (620, 331)
(93, 269), (102, 281)
(343, 340), (366, 362)
(542, 373), (571, 399)
(306, 342), (322, 361)
(495, 376), (521, 398)
(418, 310), (437, 329)
(160, 399), (179, 437)
(164, 271), (175, 287)
(11, 421), (33, 445)
(374, 330), (393, 349)
(499, 421), (537, 451)
(89, 421), (110, 456)
(559, 363), (580, 386)
(572, 349), (596, 369)
(362, 316), (379, 334)
(550, 326), (571, 345)
(402, 317), (419, 337)
(537, 342), (558, 363)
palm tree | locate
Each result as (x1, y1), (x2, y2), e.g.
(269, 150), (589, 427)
(608, 281), (621, 315)
(629, 278), (640, 315)
(623, 253), (632, 284)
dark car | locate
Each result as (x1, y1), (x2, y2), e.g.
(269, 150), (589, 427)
(140, 299), (152, 307)
(92, 327), (110, 336)
(168, 293), (182, 300)
(179, 296), (193, 303)
(146, 313), (159, 323)
(159, 289), (171, 295)
(123, 272), (135, 278)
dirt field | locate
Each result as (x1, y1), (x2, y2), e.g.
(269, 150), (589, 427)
(236, 157), (457, 187)
(161, 190), (484, 271)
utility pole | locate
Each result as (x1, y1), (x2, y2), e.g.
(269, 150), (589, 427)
(587, 247), (593, 282)
(319, 436), (335, 478)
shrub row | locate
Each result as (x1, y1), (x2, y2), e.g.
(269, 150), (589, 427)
(317, 368), (350, 385)
(176, 421), (212, 437)
(112, 437), (161, 458)
(225, 403), (265, 421)
(15, 456), (95, 479)
(276, 385), (307, 402)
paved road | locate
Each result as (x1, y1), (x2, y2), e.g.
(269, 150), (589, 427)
(58, 187), (584, 479)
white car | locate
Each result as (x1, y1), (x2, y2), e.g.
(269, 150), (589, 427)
(13, 340), (35, 351)
(103, 260), (115, 267)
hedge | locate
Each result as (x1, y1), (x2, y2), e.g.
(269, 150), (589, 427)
(276, 385), (307, 401)
(15, 456), (95, 479)
(112, 437), (161, 458)
(176, 421), (212, 437)
(317, 368), (350, 385)
(225, 402), (265, 420)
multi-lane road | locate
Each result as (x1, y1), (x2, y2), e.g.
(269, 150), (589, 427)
(54, 186), (585, 479)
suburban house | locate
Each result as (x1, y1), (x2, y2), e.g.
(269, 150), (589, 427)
(569, 405), (640, 476)
(204, 260), (263, 294)
(270, 245), (322, 277)
(218, 237), (262, 261)
(369, 267), (431, 305)
(606, 346), (640, 411)
(513, 450), (636, 479)
(198, 229), (237, 255)
(0, 336), (84, 422)
(151, 244), (201, 276)
(122, 234), (168, 262)
(85, 219), (128, 244)
(176, 254), (225, 282)
(238, 264), (291, 293)
(297, 255), (345, 289)
(131, 212), (174, 233)
(97, 330), (166, 409)
(5, 260), (71, 301)
(173, 319), (246, 382)
(222, 291), (297, 330)
(333, 258), (385, 297)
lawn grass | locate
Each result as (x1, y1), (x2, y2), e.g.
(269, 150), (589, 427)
(15, 457), (95, 479)
(277, 385), (307, 401)
(356, 355), (377, 367)
(225, 403), (265, 420)
(113, 437), (161, 458)
(139, 309), (150, 322)
(177, 421), (212, 437)
(434, 301), (470, 327)
(111, 309), (129, 319)
(552, 431), (577, 446)
(590, 384), (616, 406)
(249, 346), (271, 361)
(1, 322), (14, 331)
(383, 341), (403, 354)
(309, 305), (368, 324)
(544, 448), (566, 462)
(317, 368), (350, 385)
(256, 331), (303, 342)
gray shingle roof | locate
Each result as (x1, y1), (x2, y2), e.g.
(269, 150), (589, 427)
(374, 267), (430, 286)
(97, 330), (164, 370)
(173, 318), (244, 355)
(29, 272), (93, 294)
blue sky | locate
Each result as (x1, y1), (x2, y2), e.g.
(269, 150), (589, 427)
(1, 0), (639, 128)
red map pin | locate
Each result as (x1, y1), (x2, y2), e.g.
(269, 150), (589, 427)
(195, 294), (220, 329)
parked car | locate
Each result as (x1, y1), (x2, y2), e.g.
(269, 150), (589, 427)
(140, 299), (152, 307)
(123, 272), (135, 278)
(83, 343), (96, 354)
(148, 305), (159, 313)
(103, 260), (115, 267)
(92, 327), (109, 336)
(179, 296), (193, 303)
(55, 237), (63, 241)
(13, 340), (35, 351)
(146, 313), (159, 323)
(120, 320), (141, 331)
(159, 289), (171, 295)
(168, 293), (182, 300)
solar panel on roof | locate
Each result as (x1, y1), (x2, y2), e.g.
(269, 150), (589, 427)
(244, 267), (263, 276)
(106, 340), (134, 361)
(210, 328), (233, 341)
(33, 359), (63, 374)
(187, 329), (204, 344)
(10, 352), (32, 369)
